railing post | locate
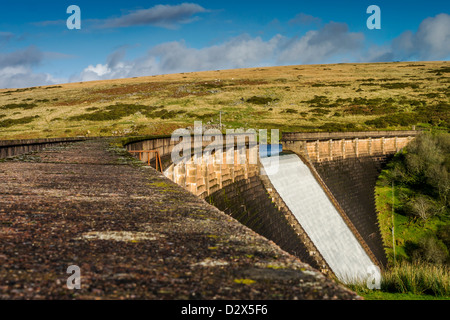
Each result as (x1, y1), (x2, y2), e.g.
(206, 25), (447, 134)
(128, 150), (163, 173)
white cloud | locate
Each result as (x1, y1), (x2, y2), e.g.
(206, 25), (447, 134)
(277, 22), (364, 64)
(79, 64), (111, 82)
(412, 13), (450, 60)
(72, 34), (283, 82)
(6, 14), (449, 88)
(72, 21), (365, 82)
(0, 65), (59, 89)
(369, 13), (450, 62)
(150, 34), (281, 72)
(0, 46), (65, 89)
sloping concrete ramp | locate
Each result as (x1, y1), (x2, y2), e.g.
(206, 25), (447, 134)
(260, 153), (378, 284)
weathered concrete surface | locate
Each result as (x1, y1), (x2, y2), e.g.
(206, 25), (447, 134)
(205, 175), (327, 274)
(312, 156), (390, 268)
(0, 139), (360, 300)
(260, 154), (377, 284)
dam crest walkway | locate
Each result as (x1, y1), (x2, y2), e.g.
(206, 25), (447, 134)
(0, 138), (358, 300)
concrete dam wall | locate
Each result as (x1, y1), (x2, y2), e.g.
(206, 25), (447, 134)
(282, 131), (418, 162)
(312, 155), (391, 267)
(204, 175), (326, 274)
(281, 131), (421, 269)
(126, 131), (419, 284)
(260, 154), (377, 283)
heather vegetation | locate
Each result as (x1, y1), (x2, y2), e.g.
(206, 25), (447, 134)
(68, 104), (168, 121)
(0, 61), (448, 139)
(0, 115), (40, 128)
(1, 103), (38, 110)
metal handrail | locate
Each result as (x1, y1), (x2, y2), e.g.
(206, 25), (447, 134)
(129, 150), (163, 172)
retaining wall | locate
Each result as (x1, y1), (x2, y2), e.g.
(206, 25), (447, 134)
(0, 137), (87, 159)
(312, 155), (391, 267)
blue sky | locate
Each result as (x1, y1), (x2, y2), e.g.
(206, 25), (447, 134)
(0, 0), (449, 88)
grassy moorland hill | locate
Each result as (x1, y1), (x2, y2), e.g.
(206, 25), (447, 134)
(0, 61), (449, 140)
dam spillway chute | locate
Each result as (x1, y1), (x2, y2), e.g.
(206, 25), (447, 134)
(260, 152), (380, 284)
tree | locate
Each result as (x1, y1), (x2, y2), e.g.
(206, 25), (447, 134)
(405, 133), (450, 209)
(407, 195), (436, 222)
(413, 234), (449, 264)
(406, 134), (441, 170)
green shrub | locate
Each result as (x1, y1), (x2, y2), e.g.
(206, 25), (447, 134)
(153, 109), (186, 119)
(1, 103), (38, 110)
(415, 103), (449, 128)
(427, 67), (450, 75)
(303, 95), (329, 104)
(381, 82), (421, 90)
(412, 235), (449, 264)
(186, 112), (216, 121)
(282, 108), (298, 114)
(0, 115), (39, 128)
(365, 113), (419, 128)
(420, 93), (441, 99)
(376, 132), (450, 268)
(196, 82), (225, 89)
(246, 96), (277, 105)
(310, 108), (330, 116)
(68, 104), (164, 121)
(320, 122), (357, 132)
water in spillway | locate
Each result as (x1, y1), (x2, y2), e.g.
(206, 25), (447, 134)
(260, 153), (379, 284)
